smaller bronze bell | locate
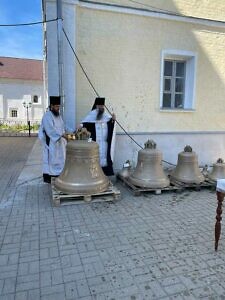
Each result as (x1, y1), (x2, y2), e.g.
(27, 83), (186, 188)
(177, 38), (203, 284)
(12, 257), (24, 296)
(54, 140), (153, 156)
(170, 145), (204, 184)
(128, 140), (170, 188)
(118, 160), (132, 179)
(208, 158), (225, 181)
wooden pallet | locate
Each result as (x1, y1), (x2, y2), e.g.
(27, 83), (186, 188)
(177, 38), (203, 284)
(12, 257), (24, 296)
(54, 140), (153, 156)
(169, 177), (216, 191)
(117, 174), (182, 196)
(51, 182), (121, 206)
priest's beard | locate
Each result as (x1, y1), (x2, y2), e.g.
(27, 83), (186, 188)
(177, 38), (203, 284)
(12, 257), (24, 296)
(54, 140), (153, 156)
(96, 108), (104, 120)
(51, 110), (60, 116)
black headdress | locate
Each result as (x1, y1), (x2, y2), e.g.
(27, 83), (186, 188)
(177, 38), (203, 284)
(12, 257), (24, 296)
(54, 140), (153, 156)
(50, 96), (61, 105)
(91, 97), (105, 110)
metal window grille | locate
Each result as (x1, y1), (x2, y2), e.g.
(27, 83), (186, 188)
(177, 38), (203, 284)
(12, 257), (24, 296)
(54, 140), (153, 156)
(10, 109), (18, 118)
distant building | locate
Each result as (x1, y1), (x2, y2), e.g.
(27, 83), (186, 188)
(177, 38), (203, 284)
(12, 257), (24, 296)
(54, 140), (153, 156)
(0, 57), (45, 123)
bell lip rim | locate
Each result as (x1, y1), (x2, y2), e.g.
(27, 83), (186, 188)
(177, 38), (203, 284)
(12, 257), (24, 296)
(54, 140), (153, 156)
(170, 174), (205, 183)
(128, 176), (170, 187)
(54, 182), (110, 195)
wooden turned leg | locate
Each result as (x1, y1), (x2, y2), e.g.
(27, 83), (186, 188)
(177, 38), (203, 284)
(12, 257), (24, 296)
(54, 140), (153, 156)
(215, 191), (225, 251)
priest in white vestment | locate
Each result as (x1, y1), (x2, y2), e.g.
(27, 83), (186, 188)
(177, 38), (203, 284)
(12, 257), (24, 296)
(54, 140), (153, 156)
(80, 97), (116, 176)
(38, 96), (67, 183)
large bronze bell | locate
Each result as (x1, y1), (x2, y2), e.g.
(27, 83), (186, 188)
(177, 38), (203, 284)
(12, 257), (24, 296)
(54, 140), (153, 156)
(208, 158), (225, 181)
(55, 140), (110, 194)
(170, 145), (204, 184)
(128, 140), (170, 188)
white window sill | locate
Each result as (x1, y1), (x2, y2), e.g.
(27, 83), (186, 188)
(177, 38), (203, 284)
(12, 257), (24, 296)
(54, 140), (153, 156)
(160, 108), (195, 112)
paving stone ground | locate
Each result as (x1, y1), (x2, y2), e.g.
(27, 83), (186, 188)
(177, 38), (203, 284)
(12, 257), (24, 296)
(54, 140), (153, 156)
(0, 137), (225, 300)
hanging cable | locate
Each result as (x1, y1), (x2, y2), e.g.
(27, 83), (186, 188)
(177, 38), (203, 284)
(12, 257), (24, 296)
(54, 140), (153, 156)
(162, 159), (176, 166)
(62, 28), (100, 97)
(80, 0), (225, 25)
(1, 1), (225, 27)
(0, 16), (175, 163)
(62, 27), (144, 150)
(63, 27), (178, 165)
(0, 18), (59, 27)
(0, 6), (214, 167)
(126, 0), (184, 16)
(126, 0), (225, 24)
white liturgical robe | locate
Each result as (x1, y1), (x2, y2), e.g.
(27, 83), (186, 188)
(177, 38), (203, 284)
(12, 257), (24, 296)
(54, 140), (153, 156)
(81, 109), (116, 167)
(38, 111), (67, 176)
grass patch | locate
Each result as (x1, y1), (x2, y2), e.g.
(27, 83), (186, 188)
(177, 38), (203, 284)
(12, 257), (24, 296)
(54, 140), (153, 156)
(0, 122), (40, 132)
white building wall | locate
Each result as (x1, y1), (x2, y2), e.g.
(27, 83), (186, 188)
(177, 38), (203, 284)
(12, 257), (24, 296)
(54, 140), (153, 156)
(0, 79), (45, 122)
(62, 2), (77, 131)
(0, 95), (3, 119)
(45, 1), (59, 97)
(115, 132), (225, 172)
(45, 0), (77, 131)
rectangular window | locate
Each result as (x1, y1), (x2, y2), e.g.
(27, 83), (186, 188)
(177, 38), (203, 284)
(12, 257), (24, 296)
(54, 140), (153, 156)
(33, 95), (39, 103)
(163, 60), (185, 109)
(10, 109), (18, 118)
(160, 50), (197, 111)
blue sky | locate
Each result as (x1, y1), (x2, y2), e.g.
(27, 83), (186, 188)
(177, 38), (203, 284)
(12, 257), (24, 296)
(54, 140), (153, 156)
(0, 0), (43, 59)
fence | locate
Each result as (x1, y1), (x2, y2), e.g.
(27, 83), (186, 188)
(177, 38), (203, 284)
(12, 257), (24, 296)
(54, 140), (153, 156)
(0, 119), (40, 137)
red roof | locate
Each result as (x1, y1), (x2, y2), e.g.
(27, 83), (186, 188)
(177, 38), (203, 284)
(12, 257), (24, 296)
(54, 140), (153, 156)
(0, 57), (43, 81)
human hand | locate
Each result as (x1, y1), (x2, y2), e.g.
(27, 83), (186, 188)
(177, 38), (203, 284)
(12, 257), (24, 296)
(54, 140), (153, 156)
(112, 113), (116, 121)
(76, 123), (83, 130)
(62, 134), (69, 141)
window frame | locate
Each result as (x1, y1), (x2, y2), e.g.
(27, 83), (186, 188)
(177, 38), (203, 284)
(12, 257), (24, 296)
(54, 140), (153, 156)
(32, 95), (39, 104)
(10, 108), (18, 118)
(163, 60), (186, 109)
(160, 49), (197, 111)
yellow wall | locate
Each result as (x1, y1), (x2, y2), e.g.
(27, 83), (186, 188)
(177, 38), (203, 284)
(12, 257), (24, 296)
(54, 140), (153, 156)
(76, 5), (225, 132)
(83, 0), (225, 22)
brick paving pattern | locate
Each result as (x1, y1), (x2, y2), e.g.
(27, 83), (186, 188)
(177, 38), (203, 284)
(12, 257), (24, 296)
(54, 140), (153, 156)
(0, 137), (224, 299)
(0, 137), (36, 199)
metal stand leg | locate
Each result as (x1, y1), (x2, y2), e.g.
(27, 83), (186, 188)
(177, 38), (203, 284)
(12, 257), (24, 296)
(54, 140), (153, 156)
(215, 191), (224, 251)
(28, 121), (31, 137)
